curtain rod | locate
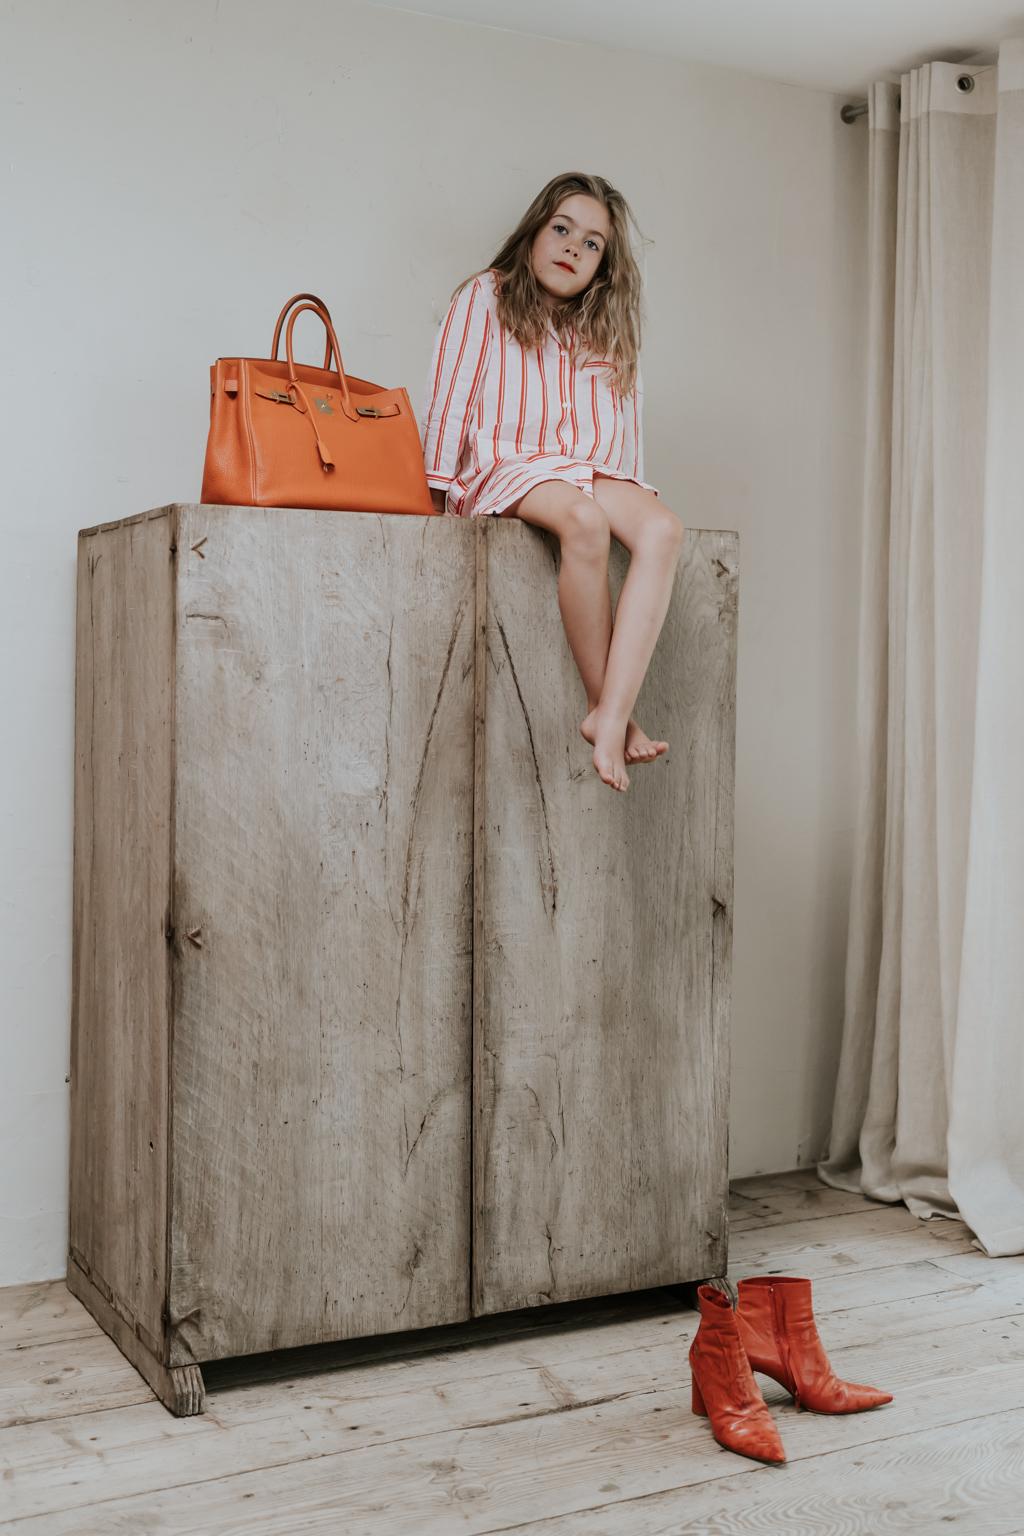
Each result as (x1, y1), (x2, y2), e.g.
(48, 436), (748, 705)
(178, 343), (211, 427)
(842, 67), (982, 122)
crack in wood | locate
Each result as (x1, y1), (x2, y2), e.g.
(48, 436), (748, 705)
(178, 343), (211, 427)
(380, 617), (394, 838)
(466, 1387), (639, 1429)
(523, 1082), (560, 1163)
(397, 1241), (425, 1314)
(555, 1058), (566, 1149)
(392, 598), (469, 1081)
(536, 1361), (578, 1409)
(493, 615), (558, 920)
(402, 1085), (452, 1177)
(542, 1221), (558, 1295)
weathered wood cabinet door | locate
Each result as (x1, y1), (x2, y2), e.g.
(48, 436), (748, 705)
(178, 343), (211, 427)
(472, 520), (736, 1313)
(169, 506), (476, 1361)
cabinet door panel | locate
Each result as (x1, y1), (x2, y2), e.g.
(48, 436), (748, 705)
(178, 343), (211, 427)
(473, 523), (736, 1313)
(169, 506), (475, 1362)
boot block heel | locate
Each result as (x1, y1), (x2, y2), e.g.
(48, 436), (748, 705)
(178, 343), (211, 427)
(691, 1376), (708, 1416)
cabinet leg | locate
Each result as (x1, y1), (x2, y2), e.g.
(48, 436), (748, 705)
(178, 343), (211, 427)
(66, 1255), (206, 1416)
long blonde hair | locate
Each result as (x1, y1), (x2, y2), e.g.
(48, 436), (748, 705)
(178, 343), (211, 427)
(452, 171), (647, 396)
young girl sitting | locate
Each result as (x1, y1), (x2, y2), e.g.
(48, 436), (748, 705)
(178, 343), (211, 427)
(420, 171), (685, 793)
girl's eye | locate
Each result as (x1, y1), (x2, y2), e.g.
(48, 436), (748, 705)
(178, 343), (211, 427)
(553, 222), (600, 252)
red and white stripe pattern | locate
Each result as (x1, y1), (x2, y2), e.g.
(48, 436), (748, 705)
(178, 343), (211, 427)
(419, 269), (658, 518)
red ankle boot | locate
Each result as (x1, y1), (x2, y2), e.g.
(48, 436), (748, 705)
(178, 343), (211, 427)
(735, 1276), (893, 1414)
(689, 1284), (787, 1463)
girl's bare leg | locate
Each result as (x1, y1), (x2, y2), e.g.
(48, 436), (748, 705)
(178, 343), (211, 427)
(508, 479), (614, 719)
(584, 476), (685, 788)
(507, 480), (683, 790)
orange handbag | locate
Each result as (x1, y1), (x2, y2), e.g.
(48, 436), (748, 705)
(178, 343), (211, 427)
(201, 292), (437, 516)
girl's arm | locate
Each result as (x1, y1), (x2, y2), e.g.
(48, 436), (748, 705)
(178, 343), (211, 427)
(420, 275), (491, 504)
(618, 362), (646, 483)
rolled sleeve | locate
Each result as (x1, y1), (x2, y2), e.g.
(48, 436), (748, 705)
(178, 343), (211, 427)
(618, 362), (646, 483)
(420, 276), (491, 487)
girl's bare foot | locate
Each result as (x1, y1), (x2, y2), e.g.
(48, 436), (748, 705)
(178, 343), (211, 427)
(579, 707), (630, 791)
(581, 709), (668, 768)
(624, 719), (669, 763)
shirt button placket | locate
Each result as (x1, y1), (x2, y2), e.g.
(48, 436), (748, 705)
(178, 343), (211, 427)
(556, 345), (569, 454)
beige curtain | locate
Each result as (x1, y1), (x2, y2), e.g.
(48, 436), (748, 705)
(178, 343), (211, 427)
(818, 39), (1024, 1257)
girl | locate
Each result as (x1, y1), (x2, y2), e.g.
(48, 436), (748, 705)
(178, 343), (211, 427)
(420, 172), (685, 793)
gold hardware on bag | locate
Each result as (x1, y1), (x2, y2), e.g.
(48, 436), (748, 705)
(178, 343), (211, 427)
(315, 397), (334, 415)
(357, 406), (383, 417)
(264, 390), (292, 404)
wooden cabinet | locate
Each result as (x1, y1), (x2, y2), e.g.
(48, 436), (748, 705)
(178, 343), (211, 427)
(69, 503), (737, 1415)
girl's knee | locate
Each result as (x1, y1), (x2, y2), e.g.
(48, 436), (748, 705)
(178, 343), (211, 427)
(562, 493), (610, 550)
(643, 506), (685, 553)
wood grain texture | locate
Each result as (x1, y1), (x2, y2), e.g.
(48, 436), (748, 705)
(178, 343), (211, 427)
(472, 521), (738, 1312)
(0, 1280), (101, 1352)
(69, 506), (177, 1361)
(6, 1173), (1023, 1532)
(727, 1204), (977, 1279)
(11, 1277), (1024, 1529)
(168, 506), (476, 1362)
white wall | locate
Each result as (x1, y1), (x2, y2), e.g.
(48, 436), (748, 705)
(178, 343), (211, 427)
(0, 0), (867, 1285)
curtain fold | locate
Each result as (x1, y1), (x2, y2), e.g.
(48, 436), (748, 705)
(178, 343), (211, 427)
(818, 39), (1024, 1257)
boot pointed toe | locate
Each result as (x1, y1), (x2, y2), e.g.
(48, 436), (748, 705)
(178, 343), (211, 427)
(832, 1383), (894, 1413)
(731, 1418), (787, 1464)
(736, 1276), (894, 1417)
(689, 1285), (788, 1465)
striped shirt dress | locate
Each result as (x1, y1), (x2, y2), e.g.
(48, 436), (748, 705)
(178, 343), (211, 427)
(419, 268), (659, 518)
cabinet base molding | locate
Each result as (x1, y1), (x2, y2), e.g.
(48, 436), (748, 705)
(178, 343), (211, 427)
(66, 1256), (206, 1417)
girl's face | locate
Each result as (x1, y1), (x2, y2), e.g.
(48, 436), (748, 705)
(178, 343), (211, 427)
(530, 194), (610, 306)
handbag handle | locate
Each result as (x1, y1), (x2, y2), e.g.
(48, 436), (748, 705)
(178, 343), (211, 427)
(284, 302), (359, 429)
(271, 292), (335, 370)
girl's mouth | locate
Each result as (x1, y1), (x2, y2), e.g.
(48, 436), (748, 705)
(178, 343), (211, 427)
(554, 261), (575, 273)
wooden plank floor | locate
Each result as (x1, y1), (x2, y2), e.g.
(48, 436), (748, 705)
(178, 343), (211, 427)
(2, 1171), (1023, 1534)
